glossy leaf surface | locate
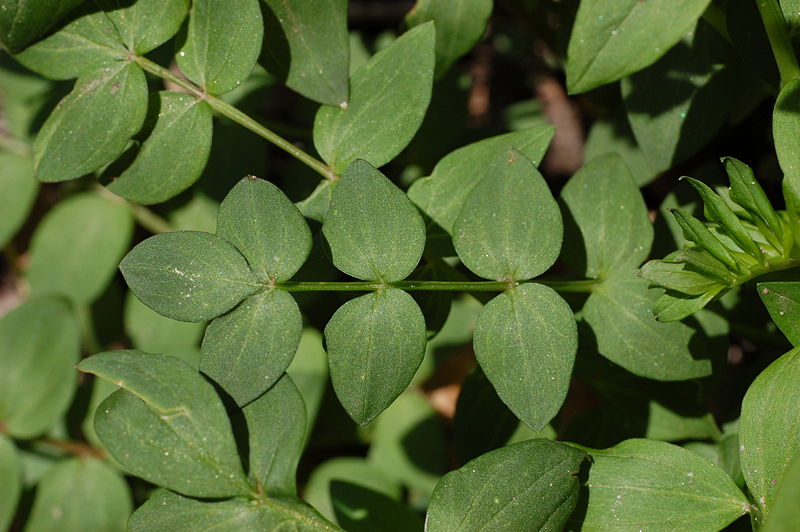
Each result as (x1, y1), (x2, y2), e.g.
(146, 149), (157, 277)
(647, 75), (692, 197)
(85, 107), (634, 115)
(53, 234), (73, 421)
(313, 23), (435, 173)
(322, 160), (425, 282)
(201, 289), (302, 406)
(325, 289), (426, 425)
(120, 231), (262, 322)
(79, 351), (251, 498)
(474, 283), (577, 431)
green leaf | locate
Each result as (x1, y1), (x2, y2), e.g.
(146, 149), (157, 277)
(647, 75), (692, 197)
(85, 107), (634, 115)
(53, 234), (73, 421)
(759, 282), (800, 346)
(107, 91), (213, 204)
(724, 157), (783, 242)
(313, 23), (435, 173)
(176, 0), (263, 95)
(740, 346), (800, 517)
(652, 287), (723, 323)
(305, 458), (402, 524)
(0, 0), (85, 51)
(668, 210), (739, 272)
(474, 283), (577, 431)
(639, 260), (725, 296)
(764, 452), (800, 532)
(426, 440), (586, 531)
(566, 0), (712, 94)
(120, 231), (262, 322)
(560, 153), (653, 278)
(12, 6), (127, 79)
(583, 273), (712, 380)
(454, 368), (553, 466)
(368, 392), (446, 498)
(331, 481), (424, 532)
(454, 148), (562, 281)
(124, 291), (205, 355)
(260, 0), (349, 106)
(286, 328), (329, 445)
(406, 0), (492, 77)
(574, 439), (749, 530)
(78, 350), (251, 498)
(201, 289), (302, 406)
(131, 490), (339, 531)
(0, 435), (20, 531)
(241, 375), (305, 496)
(102, 0), (189, 54)
(0, 151), (37, 248)
(621, 21), (735, 173)
(774, 78), (800, 196)
(322, 160), (425, 282)
(25, 458), (131, 532)
(0, 297), (80, 439)
(33, 63), (148, 182)
(583, 108), (656, 186)
(217, 176), (311, 282)
(27, 192), (133, 305)
(325, 289), (426, 425)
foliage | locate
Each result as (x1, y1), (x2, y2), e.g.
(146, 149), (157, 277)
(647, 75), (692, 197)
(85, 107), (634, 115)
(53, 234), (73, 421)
(1, 0), (799, 530)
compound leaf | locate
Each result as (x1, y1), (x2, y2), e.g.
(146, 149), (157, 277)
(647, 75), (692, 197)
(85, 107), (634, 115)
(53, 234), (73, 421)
(325, 289), (426, 425)
(313, 23), (435, 173)
(78, 350), (251, 498)
(408, 125), (554, 235)
(566, 0), (712, 93)
(200, 289), (302, 407)
(176, 0), (263, 95)
(260, 0), (349, 106)
(576, 439), (749, 530)
(560, 153), (652, 278)
(217, 176), (311, 282)
(322, 160), (425, 282)
(0, 297), (80, 439)
(426, 439), (586, 532)
(454, 148), (562, 281)
(107, 91), (213, 205)
(33, 62), (148, 182)
(740, 346), (800, 518)
(120, 231), (262, 322)
(27, 192), (133, 305)
(474, 283), (577, 431)
(25, 458), (131, 532)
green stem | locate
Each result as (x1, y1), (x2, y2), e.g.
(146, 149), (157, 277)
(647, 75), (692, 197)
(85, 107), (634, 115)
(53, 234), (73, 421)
(756, 0), (800, 86)
(277, 279), (599, 293)
(133, 55), (337, 181)
(77, 305), (101, 355)
(94, 185), (175, 233)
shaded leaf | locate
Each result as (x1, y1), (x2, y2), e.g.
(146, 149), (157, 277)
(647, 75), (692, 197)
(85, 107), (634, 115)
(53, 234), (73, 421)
(322, 160), (425, 282)
(217, 176), (311, 282)
(574, 439), (748, 530)
(260, 0), (349, 106)
(201, 289), (302, 406)
(740, 346), (800, 518)
(560, 153), (652, 278)
(0, 151), (37, 248)
(408, 125), (554, 235)
(759, 282), (800, 346)
(0, 297), (80, 438)
(27, 192), (133, 305)
(107, 91), (213, 204)
(0, 0), (86, 51)
(583, 109), (656, 186)
(406, 0), (492, 77)
(331, 481), (423, 532)
(79, 350), (251, 498)
(474, 283), (577, 431)
(25, 458), (131, 532)
(454, 148), (562, 281)
(426, 439), (586, 531)
(0, 435), (20, 531)
(102, 0), (189, 54)
(313, 23), (435, 173)
(582, 273), (712, 380)
(325, 289), (426, 425)
(774, 78), (800, 199)
(120, 231), (262, 322)
(286, 328), (329, 444)
(566, 0), (712, 93)
(176, 0), (263, 95)
(124, 291), (205, 355)
(33, 62), (148, 182)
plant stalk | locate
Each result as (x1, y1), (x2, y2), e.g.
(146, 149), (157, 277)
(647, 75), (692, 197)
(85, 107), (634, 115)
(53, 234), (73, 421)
(132, 55), (337, 181)
(277, 279), (600, 293)
(756, 0), (800, 86)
